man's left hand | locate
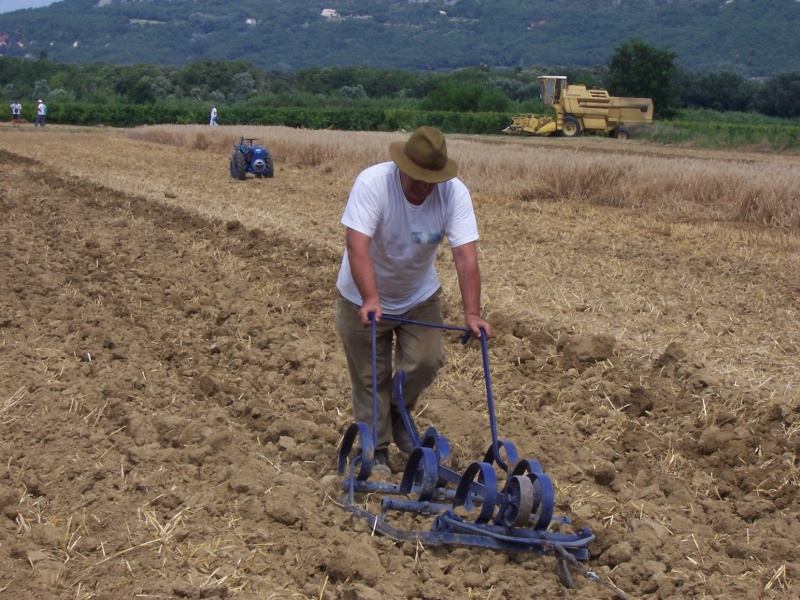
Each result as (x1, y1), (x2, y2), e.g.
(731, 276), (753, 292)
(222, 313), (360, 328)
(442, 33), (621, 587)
(466, 314), (493, 339)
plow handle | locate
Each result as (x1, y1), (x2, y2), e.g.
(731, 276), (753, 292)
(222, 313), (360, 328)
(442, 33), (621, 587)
(478, 333), (506, 471)
(369, 314), (505, 471)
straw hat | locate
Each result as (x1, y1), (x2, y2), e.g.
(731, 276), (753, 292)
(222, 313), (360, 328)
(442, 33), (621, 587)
(389, 126), (458, 183)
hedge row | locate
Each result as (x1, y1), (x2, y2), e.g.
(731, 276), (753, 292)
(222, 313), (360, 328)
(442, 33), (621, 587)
(39, 102), (514, 135)
(645, 120), (800, 150)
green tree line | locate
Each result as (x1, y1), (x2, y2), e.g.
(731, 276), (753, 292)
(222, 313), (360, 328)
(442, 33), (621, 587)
(2, 40), (799, 129)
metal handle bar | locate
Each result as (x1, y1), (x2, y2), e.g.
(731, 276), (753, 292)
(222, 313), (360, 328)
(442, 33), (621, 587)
(378, 314), (474, 344)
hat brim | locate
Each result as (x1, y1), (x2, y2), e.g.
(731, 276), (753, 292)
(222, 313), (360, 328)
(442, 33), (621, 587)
(389, 141), (458, 184)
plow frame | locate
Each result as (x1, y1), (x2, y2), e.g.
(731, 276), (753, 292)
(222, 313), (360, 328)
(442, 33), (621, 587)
(336, 315), (595, 564)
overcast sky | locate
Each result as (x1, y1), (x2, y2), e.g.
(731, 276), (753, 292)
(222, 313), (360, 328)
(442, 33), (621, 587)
(0, 1), (63, 14)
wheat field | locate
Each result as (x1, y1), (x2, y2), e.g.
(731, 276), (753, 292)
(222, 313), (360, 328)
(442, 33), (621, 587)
(0, 123), (798, 599)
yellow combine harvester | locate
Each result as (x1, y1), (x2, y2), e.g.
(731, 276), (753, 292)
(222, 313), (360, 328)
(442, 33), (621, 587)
(503, 75), (654, 139)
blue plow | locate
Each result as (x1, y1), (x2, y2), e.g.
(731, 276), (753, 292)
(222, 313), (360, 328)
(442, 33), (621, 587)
(337, 315), (595, 570)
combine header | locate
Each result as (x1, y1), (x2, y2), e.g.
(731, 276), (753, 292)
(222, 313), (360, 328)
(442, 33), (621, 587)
(337, 316), (603, 589)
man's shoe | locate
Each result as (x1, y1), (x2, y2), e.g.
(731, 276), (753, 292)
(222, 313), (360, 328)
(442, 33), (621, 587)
(392, 420), (416, 454)
(372, 448), (392, 476)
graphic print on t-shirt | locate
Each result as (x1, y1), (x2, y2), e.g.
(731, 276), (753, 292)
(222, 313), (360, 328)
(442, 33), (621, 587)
(411, 230), (444, 244)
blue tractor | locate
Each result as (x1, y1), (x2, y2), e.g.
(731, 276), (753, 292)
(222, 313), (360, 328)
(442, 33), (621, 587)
(229, 137), (275, 180)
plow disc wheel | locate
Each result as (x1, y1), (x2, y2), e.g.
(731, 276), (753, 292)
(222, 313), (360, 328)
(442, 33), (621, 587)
(500, 475), (535, 527)
(453, 462), (498, 525)
(512, 460), (555, 531)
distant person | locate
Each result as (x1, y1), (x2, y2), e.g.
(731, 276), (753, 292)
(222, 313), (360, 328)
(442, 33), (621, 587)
(34, 100), (46, 127)
(210, 106), (218, 126)
(9, 101), (22, 127)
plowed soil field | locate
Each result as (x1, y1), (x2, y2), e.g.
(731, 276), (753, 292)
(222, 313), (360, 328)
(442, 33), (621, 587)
(1, 126), (799, 600)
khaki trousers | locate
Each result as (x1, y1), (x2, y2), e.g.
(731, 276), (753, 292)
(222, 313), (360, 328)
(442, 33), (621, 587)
(335, 291), (445, 450)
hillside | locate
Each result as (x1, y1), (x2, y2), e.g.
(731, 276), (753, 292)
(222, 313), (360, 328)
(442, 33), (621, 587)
(0, 0), (798, 76)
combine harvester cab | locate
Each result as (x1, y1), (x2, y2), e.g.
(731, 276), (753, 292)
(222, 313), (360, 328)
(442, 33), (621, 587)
(503, 75), (653, 139)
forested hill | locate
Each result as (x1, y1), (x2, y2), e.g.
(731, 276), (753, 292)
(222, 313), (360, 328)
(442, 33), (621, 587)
(0, 0), (798, 77)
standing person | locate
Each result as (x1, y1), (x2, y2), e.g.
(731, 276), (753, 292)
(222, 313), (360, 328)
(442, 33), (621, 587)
(9, 100), (22, 127)
(335, 126), (493, 474)
(34, 100), (46, 127)
(209, 105), (218, 126)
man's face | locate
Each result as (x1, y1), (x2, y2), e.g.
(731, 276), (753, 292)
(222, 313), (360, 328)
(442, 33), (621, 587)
(399, 172), (436, 206)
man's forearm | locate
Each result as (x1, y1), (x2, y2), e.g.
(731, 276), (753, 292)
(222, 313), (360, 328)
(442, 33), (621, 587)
(452, 242), (482, 317)
(346, 228), (382, 323)
(346, 231), (378, 302)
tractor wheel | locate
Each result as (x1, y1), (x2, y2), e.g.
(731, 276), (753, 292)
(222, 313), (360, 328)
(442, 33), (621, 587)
(262, 150), (275, 178)
(613, 128), (631, 140)
(560, 116), (581, 138)
(230, 151), (247, 180)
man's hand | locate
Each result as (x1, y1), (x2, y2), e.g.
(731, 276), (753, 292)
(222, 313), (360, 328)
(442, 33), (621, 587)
(466, 313), (493, 339)
(358, 298), (382, 326)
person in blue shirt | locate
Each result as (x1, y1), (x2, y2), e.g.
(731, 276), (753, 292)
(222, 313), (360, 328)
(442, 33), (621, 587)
(34, 100), (47, 127)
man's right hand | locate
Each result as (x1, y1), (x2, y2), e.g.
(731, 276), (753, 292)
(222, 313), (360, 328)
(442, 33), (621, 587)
(358, 298), (382, 326)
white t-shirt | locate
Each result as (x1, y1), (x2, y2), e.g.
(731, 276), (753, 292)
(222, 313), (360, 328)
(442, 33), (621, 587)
(10, 103), (21, 115)
(336, 161), (479, 314)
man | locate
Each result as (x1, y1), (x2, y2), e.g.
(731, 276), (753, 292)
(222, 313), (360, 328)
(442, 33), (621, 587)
(335, 126), (493, 474)
(209, 106), (218, 126)
(34, 100), (46, 127)
(9, 101), (22, 127)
